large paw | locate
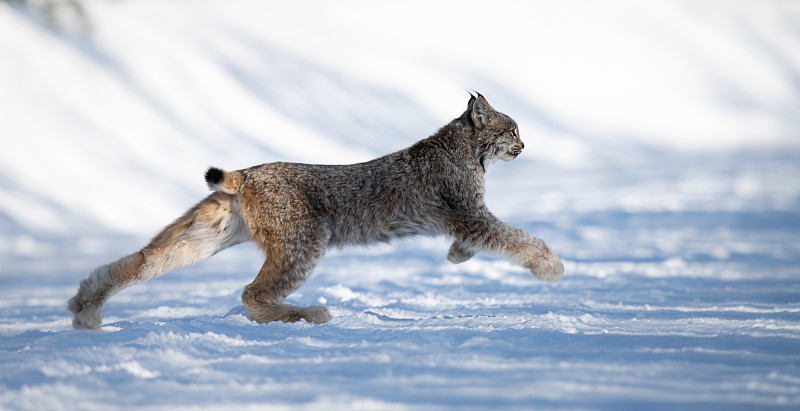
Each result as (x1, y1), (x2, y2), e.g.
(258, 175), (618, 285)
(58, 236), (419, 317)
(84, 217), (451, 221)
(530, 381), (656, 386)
(274, 305), (332, 324)
(447, 242), (476, 264)
(301, 305), (332, 324)
(68, 294), (103, 330)
(530, 250), (564, 282)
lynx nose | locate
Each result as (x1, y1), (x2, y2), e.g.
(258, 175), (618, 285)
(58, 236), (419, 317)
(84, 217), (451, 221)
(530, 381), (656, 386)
(519, 141), (525, 149)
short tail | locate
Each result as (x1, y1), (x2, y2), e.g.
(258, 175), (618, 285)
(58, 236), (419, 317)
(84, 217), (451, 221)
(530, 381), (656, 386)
(205, 167), (243, 194)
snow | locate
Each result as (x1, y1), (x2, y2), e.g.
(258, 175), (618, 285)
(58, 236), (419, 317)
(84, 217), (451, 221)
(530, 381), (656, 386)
(2, 0), (800, 409)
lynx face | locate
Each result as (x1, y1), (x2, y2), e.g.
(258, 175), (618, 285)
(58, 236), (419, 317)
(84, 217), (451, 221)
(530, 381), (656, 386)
(499, 125), (525, 162)
(472, 101), (525, 166)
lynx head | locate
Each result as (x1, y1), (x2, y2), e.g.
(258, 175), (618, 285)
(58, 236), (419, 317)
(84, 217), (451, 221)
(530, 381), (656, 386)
(467, 92), (524, 168)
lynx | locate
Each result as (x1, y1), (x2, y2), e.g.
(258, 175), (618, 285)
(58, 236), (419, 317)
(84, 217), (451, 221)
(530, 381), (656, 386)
(68, 92), (564, 329)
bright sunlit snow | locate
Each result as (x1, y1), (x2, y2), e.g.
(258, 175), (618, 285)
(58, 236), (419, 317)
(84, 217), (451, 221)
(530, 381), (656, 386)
(1, 0), (799, 409)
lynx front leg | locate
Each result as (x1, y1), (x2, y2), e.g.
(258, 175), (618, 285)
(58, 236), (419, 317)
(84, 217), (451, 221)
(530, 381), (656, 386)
(449, 212), (564, 282)
(518, 238), (564, 282)
(447, 241), (476, 263)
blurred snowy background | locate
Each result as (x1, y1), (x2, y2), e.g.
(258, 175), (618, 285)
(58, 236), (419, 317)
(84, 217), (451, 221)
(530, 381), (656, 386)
(1, 0), (799, 409)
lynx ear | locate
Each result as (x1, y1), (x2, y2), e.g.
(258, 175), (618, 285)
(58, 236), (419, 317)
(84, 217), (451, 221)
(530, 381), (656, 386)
(470, 93), (496, 129)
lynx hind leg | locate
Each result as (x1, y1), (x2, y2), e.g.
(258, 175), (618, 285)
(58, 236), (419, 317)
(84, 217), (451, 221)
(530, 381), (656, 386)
(68, 252), (143, 330)
(242, 234), (332, 324)
(68, 192), (249, 330)
(241, 299), (332, 325)
(241, 213), (331, 324)
(242, 253), (332, 325)
(447, 241), (476, 264)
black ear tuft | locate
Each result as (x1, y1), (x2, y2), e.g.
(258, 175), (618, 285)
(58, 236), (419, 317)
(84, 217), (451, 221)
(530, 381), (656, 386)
(205, 167), (224, 185)
(470, 92), (495, 129)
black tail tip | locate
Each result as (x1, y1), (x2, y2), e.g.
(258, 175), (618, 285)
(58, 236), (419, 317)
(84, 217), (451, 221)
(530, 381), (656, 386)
(205, 167), (224, 185)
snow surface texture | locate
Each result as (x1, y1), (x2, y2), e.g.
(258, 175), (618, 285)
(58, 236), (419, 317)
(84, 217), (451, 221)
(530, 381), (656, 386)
(2, 0), (800, 409)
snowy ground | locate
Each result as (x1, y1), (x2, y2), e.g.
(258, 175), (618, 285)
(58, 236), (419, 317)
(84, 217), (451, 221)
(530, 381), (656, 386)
(2, 0), (800, 409)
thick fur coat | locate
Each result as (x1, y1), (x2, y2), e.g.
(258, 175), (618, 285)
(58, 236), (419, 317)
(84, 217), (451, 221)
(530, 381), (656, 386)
(69, 93), (564, 329)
